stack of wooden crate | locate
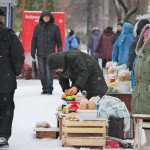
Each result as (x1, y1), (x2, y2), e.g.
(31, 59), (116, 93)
(62, 118), (106, 148)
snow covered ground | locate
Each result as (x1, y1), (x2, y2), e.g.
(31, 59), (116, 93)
(8, 79), (147, 150)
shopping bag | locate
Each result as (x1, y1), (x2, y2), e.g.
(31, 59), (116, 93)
(32, 60), (37, 79)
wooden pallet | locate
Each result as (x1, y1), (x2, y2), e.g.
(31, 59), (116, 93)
(33, 127), (59, 139)
(62, 119), (106, 148)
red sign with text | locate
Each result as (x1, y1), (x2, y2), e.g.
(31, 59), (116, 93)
(22, 11), (66, 67)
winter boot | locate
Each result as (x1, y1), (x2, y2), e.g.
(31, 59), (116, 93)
(0, 137), (9, 149)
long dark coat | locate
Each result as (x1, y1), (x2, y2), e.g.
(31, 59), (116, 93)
(47, 51), (108, 99)
(31, 11), (62, 58)
(0, 23), (25, 93)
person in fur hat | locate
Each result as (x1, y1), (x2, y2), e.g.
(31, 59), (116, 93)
(47, 51), (108, 99)
(31, 10), (62, 95)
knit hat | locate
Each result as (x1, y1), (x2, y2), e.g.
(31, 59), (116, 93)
(92, 26), (99, 31)
(0, 8), (5, 16)
(144, 28), (150, 37)
(47, 52), (65, 71)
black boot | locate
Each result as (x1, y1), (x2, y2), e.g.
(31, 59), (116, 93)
(0, 137), (9, 149)
(47, 91), (52, 95)
(41, 90), (47, 94)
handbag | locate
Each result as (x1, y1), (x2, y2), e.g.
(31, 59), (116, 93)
(108, 116), (124, 140)
(32, 60), (37, 79)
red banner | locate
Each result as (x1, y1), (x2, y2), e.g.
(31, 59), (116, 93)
(22, 11), (66, 68)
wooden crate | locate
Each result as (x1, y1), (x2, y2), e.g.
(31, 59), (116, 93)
(33, 127), (59, 139)
(62, 119), (106, 148)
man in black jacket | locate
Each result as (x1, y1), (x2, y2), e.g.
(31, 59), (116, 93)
(47, 51), (108, 99)
(0, 8), (24, 148)
(31, 10), (62, 95)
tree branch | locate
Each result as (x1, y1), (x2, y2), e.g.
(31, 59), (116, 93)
(124, 7), (137, 22)
(113, 0), (122, 21)
(118, 0), (128, 13)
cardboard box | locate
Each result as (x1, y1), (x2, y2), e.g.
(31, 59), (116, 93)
(33, 127), (59, 139)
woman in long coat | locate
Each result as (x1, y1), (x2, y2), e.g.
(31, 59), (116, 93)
(96, 26), (114, 67)
(132, 24), (150, 114)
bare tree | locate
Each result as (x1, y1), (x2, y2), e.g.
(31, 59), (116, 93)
(113, 0), (148, 24)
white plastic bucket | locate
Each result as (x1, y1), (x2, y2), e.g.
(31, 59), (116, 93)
(116, 81), (130, 93)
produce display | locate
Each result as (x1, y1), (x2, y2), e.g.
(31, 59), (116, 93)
(104, 61), (131, 93)
(61, 89), (76, 101)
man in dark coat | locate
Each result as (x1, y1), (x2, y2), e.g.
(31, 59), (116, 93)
(47, 51), (108, 99)
(31, 10), (62, 94)
(0, 8), (24, 148)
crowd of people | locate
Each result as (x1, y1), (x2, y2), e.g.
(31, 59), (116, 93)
(1, 6), (150, 148)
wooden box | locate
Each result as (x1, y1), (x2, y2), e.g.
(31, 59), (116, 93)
(33, 127), (59, 139)
(62, 119), (106, 148)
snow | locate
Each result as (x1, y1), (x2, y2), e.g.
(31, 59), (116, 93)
(8, 79), (134, 150)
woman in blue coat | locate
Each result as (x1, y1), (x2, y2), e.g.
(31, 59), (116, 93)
(65, 29), (78, 51)
(112, 22), (134, 67)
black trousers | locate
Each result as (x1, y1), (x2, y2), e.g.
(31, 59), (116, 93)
(0, 91), (15, 140)
(102, 59), (111, 68)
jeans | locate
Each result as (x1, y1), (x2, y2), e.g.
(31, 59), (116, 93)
(38, 57), (53, 92)
(0, 91), (15, 140)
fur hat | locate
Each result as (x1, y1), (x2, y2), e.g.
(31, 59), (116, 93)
(47, 52), (65, 71)
(0, 8), (5, 16)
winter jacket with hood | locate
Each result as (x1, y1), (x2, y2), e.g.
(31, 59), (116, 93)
(0, 23), (25, 93)
(87, 28), (101, 59)
(112, 22), (134, 67)
(132, 24), (150, 114)
(65, 34), (78, 51)
(47, 51), (108, 99)
(128, 19), (150, 71)
(96, 27), (114, 59)
(31, 10), (62, 58)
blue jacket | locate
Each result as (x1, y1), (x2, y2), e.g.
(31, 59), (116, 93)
(65, 34), (78, 51)
(112, 22), (135, 67)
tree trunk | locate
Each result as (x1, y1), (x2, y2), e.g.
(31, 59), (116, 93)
(86, 0), (93, 38)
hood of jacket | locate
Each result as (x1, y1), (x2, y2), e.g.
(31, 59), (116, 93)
(135, 24), (150, 56)
(39, 10), (55, 24)
(121, 22), (133, 35)
(134, 19), (150, 37)
(47, 52), (65, 71)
